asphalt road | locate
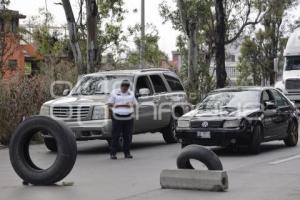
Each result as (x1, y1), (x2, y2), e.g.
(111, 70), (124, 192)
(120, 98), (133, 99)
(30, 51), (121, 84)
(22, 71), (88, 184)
(1, 132), (300, 200)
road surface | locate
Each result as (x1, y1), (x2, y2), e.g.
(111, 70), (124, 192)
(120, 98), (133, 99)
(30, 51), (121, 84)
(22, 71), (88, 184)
(1, 132), (300, 200)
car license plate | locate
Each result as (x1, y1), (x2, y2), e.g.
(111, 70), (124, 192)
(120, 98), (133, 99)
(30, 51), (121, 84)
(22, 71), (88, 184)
(197, 131), (211, 139)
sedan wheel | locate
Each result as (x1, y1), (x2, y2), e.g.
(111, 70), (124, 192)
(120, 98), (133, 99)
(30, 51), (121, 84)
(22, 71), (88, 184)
(284, 121), (298, 147)
(248, 125), (262, 154)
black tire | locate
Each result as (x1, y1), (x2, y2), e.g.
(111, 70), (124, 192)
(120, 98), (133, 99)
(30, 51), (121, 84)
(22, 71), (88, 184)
(177, 145), (223, 170)
(44, 138), (57, 152)
(9, 116), (77, 185)
(248, 124), (262, 154)
(284, 121), (298, 147)
(162, 119), (178, 144)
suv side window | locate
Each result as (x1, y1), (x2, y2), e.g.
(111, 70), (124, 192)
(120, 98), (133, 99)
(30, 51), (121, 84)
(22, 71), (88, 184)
(149, 75), (168, 93)
(164, 74), (184, 91)
(136, 76), (153, 96)
(270, 89), (289, 107)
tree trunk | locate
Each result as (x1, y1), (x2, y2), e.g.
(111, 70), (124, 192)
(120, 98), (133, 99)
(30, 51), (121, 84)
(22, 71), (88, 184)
(188, 29), (198, 89)
(61, 0), (85, 75)
(215, 0), (227, 88)
(86, 0), (98, 73)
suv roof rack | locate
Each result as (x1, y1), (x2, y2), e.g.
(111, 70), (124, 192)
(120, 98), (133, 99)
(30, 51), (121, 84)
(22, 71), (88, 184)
(140, 68), (170, 72)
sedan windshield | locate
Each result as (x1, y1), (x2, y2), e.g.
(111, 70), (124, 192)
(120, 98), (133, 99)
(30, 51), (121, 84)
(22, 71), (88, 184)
(198, 90), (261, 110)
(72, 75), (133, 96)
(285, 56), (300, 71)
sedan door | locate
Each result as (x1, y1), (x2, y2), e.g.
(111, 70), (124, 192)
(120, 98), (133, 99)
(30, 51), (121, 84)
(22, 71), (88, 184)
(270, 89), (291, 138)
(261, 90), (278, 140)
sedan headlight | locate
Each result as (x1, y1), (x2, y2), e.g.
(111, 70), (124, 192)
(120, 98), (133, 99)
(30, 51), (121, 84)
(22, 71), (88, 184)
(177, 120), (190, 128)
(223, 119), (241, 128)
(40, 105), (50, 116)
(92, 106), (108, 120)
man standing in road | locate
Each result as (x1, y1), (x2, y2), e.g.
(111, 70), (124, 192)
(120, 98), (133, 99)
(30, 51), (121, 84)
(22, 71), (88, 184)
(107, 80), (137, 160)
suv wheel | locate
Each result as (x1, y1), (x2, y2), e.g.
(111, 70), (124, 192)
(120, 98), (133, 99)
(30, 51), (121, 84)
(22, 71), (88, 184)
(162, 119), (178, 144)
(44, 138), (57, 152)
(284, 121), (298, 147)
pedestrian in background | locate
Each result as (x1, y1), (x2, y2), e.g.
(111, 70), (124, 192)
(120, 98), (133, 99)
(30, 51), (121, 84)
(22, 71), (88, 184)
(107, 80), (137, 160)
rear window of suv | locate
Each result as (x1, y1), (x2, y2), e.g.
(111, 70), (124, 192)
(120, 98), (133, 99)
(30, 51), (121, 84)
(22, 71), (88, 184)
(164, 74), (184, 91)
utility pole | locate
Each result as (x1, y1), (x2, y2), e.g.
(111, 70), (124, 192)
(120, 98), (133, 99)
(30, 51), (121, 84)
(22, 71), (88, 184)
(140, 0), (145, 69)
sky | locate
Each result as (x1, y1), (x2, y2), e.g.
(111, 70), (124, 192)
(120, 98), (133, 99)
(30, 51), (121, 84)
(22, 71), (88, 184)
(7, 0), (300, 58)
(9, 0), (179, 57)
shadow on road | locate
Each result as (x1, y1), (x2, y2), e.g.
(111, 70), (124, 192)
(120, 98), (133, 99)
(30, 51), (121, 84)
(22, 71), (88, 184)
(76, 140), (167, 155)
(212, 142), (287, 157)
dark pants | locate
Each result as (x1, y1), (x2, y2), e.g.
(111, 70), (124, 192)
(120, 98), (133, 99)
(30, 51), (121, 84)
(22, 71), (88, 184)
(111, 114), (133, 155)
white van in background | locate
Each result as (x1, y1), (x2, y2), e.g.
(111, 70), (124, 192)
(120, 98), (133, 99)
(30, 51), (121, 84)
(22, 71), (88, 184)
(275, 28), (300, 107)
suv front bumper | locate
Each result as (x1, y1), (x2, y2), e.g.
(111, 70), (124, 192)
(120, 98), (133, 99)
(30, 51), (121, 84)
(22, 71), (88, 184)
(62, 119), (112, 140)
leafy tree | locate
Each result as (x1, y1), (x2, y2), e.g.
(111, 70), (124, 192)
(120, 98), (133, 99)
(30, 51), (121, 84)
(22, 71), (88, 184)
(127, 24), (166, 67)
(28, 8), (68, 56)
(63, 0), (126, 73)
(160, 0), (214, 100)
(161, 0), (267, 89)
(238, 0), (297, 85)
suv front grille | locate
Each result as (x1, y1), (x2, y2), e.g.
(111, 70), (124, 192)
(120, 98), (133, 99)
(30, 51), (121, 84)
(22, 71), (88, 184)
(286, 79), (300, 91)
(52, 106), (90, 120)
(190, 120), (223, 128)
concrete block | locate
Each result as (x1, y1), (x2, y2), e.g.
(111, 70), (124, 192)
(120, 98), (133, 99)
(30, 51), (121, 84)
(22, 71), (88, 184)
(160, 169), (228, 192)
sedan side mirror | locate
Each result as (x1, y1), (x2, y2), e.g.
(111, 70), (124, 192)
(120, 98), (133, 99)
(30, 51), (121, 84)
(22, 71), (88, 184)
(265, 101), (277, 110)
(63, 89), (70, 96)
(138, 88), (150, 97)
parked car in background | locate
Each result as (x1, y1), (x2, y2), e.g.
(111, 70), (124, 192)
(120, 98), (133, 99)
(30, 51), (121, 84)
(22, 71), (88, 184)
(40, 68), (191, 151)
(176, 87), (299, 154)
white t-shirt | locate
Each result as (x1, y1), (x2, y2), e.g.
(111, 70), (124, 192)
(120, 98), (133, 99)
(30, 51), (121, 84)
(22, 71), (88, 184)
(107, 89), (138, 115)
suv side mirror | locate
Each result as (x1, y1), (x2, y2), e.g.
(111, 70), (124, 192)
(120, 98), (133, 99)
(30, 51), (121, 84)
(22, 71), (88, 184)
(138, 88), (150, 97)
(265, 101), (277, 110)
(63, 89), (70, 96)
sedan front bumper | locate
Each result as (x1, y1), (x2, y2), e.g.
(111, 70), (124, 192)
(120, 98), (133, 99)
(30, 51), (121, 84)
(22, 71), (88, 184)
(176, 127), (251, 146)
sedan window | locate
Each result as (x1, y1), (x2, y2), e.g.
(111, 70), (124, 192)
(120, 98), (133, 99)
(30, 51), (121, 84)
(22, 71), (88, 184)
(198, 90), (261, 110)
(270, 90), (290, 107)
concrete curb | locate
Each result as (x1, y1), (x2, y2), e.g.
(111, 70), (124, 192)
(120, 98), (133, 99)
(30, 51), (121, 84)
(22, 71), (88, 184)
(160, 169), (228, 192)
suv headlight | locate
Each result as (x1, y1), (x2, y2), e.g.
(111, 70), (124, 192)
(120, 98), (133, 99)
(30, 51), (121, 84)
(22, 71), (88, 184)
(92, 106), (108, 120)
(177, 120), (190, 128)
(223, 119), (241, 128)
(40, 105), (50, 116)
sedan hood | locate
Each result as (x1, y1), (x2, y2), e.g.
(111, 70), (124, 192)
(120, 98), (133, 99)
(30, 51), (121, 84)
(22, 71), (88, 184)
(43, 95), (109, 107)
(181, 108), (260, 121)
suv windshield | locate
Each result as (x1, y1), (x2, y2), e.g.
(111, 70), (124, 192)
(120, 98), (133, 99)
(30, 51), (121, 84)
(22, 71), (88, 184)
(285, 56), (300, 71)
(198, 90), (261, 110)
(72, 75), (133, 96)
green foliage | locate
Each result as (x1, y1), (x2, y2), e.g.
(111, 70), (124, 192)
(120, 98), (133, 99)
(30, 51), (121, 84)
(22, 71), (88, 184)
(238, 0), (297, 85)
(127, 24), (166, 67)
(160, 0), (215, 101)
(27, 8), (69, 56)
(96, 0), (127, 65)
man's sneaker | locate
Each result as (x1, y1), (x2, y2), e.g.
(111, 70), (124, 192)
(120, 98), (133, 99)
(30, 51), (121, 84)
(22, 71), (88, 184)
(110, 154), (117, 160)
(125, 154), (133, 159)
